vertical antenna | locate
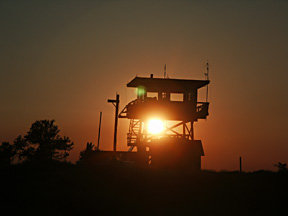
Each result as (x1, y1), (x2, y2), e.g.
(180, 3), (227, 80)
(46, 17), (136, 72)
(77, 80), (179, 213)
(205, 61), (210, 102)
(205, 61), (210, 80)
(164, 64), (166, 78)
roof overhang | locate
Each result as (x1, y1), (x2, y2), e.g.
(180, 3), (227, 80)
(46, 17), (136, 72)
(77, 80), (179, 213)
(127, 76), (209, 93)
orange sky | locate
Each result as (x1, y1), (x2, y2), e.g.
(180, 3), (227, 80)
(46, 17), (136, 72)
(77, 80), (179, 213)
(1, 0), (288, 171)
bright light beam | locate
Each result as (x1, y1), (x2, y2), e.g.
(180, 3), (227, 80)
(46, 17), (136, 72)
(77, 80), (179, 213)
(148, 119), (164, 134)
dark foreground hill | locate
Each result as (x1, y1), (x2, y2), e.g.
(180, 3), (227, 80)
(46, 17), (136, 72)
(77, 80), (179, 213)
(1, 162), (287, 216)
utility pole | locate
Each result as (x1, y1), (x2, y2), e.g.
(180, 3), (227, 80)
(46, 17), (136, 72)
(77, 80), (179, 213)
(108, 94), (120, 152)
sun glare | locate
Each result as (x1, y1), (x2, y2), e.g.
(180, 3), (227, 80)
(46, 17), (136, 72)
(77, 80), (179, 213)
(148, 119), (164, 134)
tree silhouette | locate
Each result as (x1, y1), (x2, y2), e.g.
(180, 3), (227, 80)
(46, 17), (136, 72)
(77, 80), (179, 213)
(13, 120), (73, 162)
(0, 142), (16, 167)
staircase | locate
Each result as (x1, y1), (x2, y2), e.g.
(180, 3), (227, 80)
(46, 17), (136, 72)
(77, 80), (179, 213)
(118, 99), (138, 118)
(127, 119), (141, 146)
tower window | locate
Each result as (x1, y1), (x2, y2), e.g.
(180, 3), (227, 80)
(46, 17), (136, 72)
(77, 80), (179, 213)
(170, 93), (183, 101)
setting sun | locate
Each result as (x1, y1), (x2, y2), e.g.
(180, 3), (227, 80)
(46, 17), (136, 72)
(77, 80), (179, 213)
(148, 119), (164, 134)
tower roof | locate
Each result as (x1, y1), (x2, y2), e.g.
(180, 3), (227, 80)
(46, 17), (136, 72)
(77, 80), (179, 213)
(127, 76), (209, 93)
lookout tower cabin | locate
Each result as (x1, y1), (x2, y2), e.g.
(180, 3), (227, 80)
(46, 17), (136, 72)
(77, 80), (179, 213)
(119, 74), (210, 171)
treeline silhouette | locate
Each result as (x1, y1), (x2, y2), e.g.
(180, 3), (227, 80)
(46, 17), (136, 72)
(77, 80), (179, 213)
(0, 120), (73, 167)
(1, 120), (288, 215)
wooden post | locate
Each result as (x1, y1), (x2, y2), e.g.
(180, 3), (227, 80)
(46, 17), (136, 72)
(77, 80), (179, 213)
(97, 111), (102, 150)
(239, 156), (242, 173)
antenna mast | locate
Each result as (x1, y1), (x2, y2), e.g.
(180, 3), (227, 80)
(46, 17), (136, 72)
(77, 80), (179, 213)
(205, 61), (210, 102)
(164, 64), (166, 78)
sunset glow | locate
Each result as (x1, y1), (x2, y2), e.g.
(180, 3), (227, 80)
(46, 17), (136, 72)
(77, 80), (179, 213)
(1, 1), (288, 171)
(148, 119), (164, 134)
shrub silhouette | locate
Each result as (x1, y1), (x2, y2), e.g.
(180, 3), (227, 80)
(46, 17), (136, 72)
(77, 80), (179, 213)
(274, 162), (288, 173)
(77, 142), (96, 165)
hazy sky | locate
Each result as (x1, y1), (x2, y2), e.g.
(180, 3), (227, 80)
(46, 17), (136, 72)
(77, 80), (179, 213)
(1, 0), (288, 171)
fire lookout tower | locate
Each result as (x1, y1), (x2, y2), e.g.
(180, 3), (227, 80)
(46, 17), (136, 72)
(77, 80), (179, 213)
(119, 74), (210, 171)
